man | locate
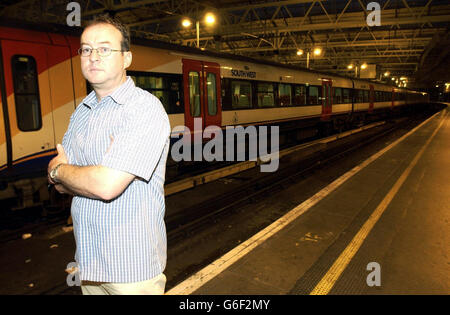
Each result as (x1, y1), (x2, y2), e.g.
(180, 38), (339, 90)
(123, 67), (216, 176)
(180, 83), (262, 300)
(47, 15), (171, 295)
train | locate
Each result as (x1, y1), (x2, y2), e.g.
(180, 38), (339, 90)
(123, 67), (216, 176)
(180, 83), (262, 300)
(0, 23), (429, 211)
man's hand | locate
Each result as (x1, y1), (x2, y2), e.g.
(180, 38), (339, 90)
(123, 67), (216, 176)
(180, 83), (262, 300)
(48, 144), (68, 185)
(54, 184), (72, 195)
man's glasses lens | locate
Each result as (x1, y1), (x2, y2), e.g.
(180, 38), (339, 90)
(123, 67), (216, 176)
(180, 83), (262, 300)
(78, 47), (114, 57)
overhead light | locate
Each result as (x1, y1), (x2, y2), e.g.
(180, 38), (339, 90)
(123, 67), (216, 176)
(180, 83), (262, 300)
(391, 77), (395, 81)
(347, 64), (354, 70)
(182, 18), (192, 28)
(384, 71), (390, 77)
(361, 63), (368, 70)
(296, 49), (304, 56)
(313, 47), (322, 56)
(205, 12), (216, 26)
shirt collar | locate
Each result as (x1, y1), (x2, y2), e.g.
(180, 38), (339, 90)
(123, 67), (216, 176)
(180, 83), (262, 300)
(82, 90), (98, 109)
(108, 76), (135, 105)
(82, 76), (135, 109)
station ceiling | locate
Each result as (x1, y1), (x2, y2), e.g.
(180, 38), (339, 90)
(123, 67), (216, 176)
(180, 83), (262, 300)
(1, 0), (449, 89)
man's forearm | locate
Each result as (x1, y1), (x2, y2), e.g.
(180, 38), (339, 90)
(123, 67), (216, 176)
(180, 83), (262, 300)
(54, 183), (75, 196)
(56, 164), (109, 200)
(54, 163), (135, 201)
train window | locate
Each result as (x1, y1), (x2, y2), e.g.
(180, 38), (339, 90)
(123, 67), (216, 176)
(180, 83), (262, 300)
(129, 72), (183, 114)
(363, 90), (369, 102)
(334, 87), (342, 104)
(342, 88), (351, 103)
(231, 81), (252, 109)
(206, 73), (217, 115)
(307, 86), (321, 105)
(278, 83), (292, 106)
(354, 90), (360, 103)
(294, 85), (306, 106)
(356, 90), (364, 103)
(221, 78), (231, 110)
(188, 72), (201, 116)
(257, 83), (275, 107)
(11, 55), (42, 132)
(377, 91), (383, 102)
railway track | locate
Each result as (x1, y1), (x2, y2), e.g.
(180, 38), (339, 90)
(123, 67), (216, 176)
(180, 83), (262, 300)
(165, 119), (397, 242)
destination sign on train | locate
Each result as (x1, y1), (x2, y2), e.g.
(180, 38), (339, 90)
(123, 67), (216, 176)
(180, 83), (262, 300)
(231, 69), (257, 79)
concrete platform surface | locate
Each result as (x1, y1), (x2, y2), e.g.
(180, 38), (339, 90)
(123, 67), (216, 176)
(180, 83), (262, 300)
(168, 107), (449, 295)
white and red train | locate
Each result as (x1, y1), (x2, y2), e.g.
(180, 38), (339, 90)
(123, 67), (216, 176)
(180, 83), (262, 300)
(0, 24), (428, 209)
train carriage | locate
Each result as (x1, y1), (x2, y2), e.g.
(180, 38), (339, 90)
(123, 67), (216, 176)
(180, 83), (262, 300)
(0, 24), (428, 209)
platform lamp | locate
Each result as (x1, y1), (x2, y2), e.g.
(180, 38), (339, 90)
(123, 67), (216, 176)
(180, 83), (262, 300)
(182, 12), (216, 49)
(297, 47), (322, 69)
(348, 62), (367, 78)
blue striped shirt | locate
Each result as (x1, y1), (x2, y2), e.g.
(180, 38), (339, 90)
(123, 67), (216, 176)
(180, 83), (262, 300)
(62, 77), (171, 283)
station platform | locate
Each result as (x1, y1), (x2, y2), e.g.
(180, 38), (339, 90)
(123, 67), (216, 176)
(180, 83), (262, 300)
(167, 106), (450, 295)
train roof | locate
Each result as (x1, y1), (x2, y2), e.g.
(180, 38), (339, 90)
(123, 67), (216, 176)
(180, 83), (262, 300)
(1, 18), (421, 94)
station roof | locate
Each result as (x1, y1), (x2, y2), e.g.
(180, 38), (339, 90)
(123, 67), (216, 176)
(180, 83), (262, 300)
(0, 0), (449, 89)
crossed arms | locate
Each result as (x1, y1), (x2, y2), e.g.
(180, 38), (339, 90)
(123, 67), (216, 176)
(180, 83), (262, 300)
(47, 144), (135, 201)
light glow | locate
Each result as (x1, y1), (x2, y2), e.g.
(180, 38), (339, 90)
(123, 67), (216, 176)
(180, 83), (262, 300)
(182, 18), (192, 28)
(205, 13), (216, 25)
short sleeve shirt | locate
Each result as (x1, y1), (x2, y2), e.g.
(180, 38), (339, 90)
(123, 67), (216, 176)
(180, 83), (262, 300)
(62, 77), (171, 283)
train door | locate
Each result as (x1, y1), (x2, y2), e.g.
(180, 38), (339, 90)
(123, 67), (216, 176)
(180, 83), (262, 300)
(1, 39), (55, 168)
(45, 39), (76, 145)
(369, 84), (374, 113)
(0, 42), (10, 171)
(182, 58), (222, 136)
(391, 88), (395, 109)
(321, 78), (332, 121)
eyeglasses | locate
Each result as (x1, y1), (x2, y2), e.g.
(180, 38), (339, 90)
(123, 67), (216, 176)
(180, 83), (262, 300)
(78, 47), (125, 57)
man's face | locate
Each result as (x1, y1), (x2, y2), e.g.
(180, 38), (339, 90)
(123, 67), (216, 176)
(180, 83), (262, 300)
(80, 23), (132, 90)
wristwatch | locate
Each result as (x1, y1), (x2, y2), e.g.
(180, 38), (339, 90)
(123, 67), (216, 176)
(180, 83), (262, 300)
(50, 163), (63, 183)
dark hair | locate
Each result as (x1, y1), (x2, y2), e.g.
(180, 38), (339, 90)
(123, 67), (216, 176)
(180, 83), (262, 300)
(85, 14), (130, 52)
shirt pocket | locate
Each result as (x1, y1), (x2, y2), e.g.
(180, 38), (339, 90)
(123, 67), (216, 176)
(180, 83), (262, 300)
(84, 106), (125, 165)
